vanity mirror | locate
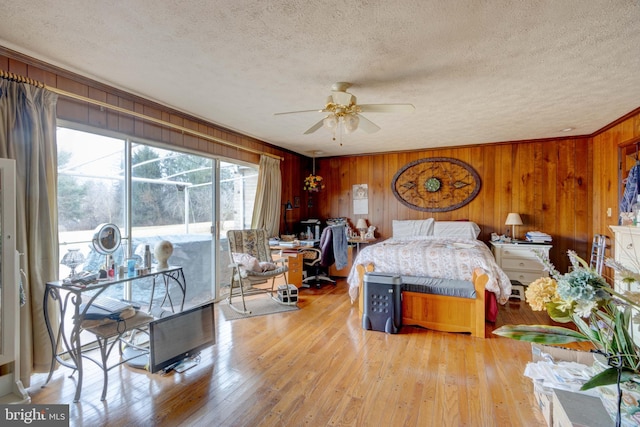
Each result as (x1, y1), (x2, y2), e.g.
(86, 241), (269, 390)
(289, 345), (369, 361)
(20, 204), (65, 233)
(92, 223), (121, 255)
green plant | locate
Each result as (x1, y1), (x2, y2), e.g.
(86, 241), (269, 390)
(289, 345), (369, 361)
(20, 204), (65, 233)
(493, 250), (640, 390)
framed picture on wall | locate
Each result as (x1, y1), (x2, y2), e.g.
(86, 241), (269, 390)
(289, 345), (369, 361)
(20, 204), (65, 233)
(294, 196), (300, 208)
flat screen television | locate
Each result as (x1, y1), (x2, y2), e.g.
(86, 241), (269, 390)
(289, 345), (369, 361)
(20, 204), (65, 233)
(148, 301), (215, 374)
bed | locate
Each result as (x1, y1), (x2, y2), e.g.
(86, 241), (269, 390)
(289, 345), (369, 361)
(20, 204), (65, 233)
(347, 219), (512, 337)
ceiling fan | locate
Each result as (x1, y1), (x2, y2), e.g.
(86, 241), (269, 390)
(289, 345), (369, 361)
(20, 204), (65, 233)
(275, 82), (415, 135)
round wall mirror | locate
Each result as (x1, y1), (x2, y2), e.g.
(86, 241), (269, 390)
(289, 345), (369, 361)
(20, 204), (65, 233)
(92, 223), (121, 254)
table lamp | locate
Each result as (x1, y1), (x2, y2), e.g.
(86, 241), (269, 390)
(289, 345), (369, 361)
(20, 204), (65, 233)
(61, 248), (85, 278)
(356, 218), (368, 240)
(505, 212), (523, 239)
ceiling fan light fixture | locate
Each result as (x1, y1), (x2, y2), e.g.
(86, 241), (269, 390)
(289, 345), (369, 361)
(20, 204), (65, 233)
(323, 115), (338, 130)
(344, 114), (359, 133)
(275, 82), (413, 137)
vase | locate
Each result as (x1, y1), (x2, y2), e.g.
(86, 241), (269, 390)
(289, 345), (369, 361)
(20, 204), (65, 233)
(154, 240), (173, 270)
(593, 355), (640, 426)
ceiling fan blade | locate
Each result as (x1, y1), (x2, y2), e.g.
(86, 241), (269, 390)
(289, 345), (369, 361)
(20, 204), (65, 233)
(303, 119), (325, 134)
(357, 114), (381, 133)
(274, 109), (326, 116)
(358, 104), (415, 113)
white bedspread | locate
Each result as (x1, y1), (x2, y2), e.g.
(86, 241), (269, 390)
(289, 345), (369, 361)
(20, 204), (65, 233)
(347, 237), (512, 304)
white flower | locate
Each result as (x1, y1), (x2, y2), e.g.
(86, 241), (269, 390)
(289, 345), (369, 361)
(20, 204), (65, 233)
(573, 299), (597, 318)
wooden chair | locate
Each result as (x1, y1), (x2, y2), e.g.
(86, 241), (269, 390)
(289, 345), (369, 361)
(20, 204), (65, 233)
(227, 229), (288, 314)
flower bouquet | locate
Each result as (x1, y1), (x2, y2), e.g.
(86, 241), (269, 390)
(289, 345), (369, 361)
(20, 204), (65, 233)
(303, 174), (325, 192)
(494, 250), (640, 425)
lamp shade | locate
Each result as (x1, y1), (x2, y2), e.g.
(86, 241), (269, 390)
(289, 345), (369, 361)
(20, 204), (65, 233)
(323, 115), (338, 130)
(284, 201), (293, 210)
(356, 218), (368, 230)
(343, 114), (359, 133)
(505, 213), (523, 226)
(61, 248), (85, 277)
(505, 212), (523, 239)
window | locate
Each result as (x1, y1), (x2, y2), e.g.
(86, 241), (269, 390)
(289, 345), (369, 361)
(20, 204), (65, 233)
(57, 126), (258, 306)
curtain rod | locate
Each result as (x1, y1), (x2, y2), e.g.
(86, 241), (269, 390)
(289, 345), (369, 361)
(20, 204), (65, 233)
(0, 69), (283, 161)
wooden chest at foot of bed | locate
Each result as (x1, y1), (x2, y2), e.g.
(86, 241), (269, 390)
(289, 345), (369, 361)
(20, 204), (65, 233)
(356, 264), (487, 338)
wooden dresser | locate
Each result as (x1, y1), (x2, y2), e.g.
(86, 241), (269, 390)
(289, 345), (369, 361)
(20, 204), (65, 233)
(490, 241), (552, 284)
(610, 225), (640, 293)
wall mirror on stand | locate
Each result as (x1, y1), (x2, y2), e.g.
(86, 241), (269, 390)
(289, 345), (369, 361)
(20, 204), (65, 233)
(0, 158), (29, 403)
(619, 138), (640, 224)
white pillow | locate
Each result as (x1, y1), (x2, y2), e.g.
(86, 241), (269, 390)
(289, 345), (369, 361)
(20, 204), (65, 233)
(259, 261), (277, 272)
(392, 219), (435, 238)
(432, 221), (481, 239)
(232, 252), (261, 272)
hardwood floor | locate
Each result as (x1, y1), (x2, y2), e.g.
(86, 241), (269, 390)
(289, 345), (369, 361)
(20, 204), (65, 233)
(28, 279), (564, 427)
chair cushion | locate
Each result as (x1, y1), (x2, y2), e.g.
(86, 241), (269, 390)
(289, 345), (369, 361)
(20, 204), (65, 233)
(227, 229), (273, 262)
(245, 265), (288, 277)
(401, 275), (476, 299)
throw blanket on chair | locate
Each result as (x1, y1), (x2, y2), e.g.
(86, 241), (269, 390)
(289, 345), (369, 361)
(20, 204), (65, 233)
(319, 225), (348, 270)
(331, 225), (348, 270)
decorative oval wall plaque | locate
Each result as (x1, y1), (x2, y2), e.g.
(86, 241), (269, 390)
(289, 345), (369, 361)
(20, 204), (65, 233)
(391, 157), (481, 212)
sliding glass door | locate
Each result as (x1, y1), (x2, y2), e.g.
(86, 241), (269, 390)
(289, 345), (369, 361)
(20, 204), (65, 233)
(218, 161), (259, 295)
(129, 143), (214, 306)
(57, 125), (258, 306)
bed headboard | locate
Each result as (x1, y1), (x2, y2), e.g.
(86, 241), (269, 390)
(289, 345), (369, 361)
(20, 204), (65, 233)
(392, 219), (480, 240)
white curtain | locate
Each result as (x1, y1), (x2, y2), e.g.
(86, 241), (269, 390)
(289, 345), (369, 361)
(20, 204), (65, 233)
(251, 155), (282, 237)
(0, 79), (59, 385)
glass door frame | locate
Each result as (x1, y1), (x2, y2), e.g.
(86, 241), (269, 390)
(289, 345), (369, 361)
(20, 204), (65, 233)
(56, 121), (259, 303)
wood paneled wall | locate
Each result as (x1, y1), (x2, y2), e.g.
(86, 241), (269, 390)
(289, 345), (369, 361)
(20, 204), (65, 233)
(310, 110), (640, 273)
(0, 48), (310, 228)
(591, 113), (640, 235)
(4, 46), (640, 274)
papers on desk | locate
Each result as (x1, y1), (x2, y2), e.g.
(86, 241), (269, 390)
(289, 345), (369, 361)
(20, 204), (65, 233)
(524, 360), (596, 395)
(79, 296), (136, 328)
(91, 296), (133, 313)
(278, 241), (298, 247)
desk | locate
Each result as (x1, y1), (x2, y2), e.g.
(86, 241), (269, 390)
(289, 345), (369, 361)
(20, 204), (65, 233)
(271, 246), (304, 287)
(43, 266), (186, 402)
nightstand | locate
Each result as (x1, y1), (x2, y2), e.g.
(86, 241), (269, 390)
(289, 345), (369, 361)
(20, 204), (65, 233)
(490, 241), (552, 292)
(329, 245), (353, 277)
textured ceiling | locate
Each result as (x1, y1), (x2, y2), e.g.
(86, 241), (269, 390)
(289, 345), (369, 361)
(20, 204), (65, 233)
(1, 1), (639, 157)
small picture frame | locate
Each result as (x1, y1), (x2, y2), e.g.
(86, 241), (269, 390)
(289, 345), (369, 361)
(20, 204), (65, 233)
(294, 196), (300, 208)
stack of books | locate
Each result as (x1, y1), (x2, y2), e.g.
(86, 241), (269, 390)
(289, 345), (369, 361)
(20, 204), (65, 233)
(278, 241), (298, 247)
(525, 231), (552, 243)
